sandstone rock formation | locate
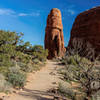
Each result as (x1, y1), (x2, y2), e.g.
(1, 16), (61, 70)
(45, 8), (65, 59)
(68, 6), (100, 59)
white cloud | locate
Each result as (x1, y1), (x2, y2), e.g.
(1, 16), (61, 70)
(30, 12), (40, 16)
(18, 12), (40, 17)
(18, 13), (28, 16)
(63, 5), (76, 16)
(0, 8), (15, 16)
(0, 8), (40, 17)
(67, 9), (75, 15)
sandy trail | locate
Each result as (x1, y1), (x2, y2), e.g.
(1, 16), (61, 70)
(5, 60), (61, 100)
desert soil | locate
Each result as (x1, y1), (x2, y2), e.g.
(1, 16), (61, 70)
(2, 60), (62, 100)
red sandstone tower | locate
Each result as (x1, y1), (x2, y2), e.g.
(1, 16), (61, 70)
(45, 8), (65, 59)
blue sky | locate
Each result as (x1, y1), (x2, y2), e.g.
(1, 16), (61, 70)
(0, 0), (100, 46)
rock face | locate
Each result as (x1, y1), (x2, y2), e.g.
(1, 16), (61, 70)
(68, 6), (100, 58)
(45, 8), (65, 59)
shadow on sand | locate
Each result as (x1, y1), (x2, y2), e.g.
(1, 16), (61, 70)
(18, 88), (53, 100)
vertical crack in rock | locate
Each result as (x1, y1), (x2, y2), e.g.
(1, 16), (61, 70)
(45, 8), (65, 59)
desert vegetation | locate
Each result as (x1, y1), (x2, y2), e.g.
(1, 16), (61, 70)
(57, 39), (100, 100)
(0, 30), (48, 92)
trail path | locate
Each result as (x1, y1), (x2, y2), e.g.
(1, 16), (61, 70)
(5, 60), (62, 100)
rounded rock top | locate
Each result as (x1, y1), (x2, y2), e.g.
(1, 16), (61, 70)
(51, 8), (61, 12)
(50, 8), (61, 16)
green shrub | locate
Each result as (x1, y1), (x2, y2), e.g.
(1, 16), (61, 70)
(60, 58), (67, 65)
(18, 62), (34, 72)
(33, 65), (41, 71)
(67, 56), (77, 66)
(9, 64), (20, 73)
(60, 55), (100, 98)
(0, 54), (12, 73)
(0, 30), (48, 92)
(0, 74), (12, 92)
(33, 58), (40, 64)
(17, 53), (31, 64)
(7, 72), (26, 88)
(32, 45), (48, 62)
(58, 82), (76, 99)
(61, 55), (81, 66)
(7, 66), (26, 88)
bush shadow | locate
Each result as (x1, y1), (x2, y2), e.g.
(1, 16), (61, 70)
(18, 88), (53, 100)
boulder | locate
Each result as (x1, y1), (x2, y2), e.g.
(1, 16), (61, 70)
(68, 6), (100, 59)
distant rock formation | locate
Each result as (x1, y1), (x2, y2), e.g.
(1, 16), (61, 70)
(45, 8), (65, 59)
(68, 6), (100, 59)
